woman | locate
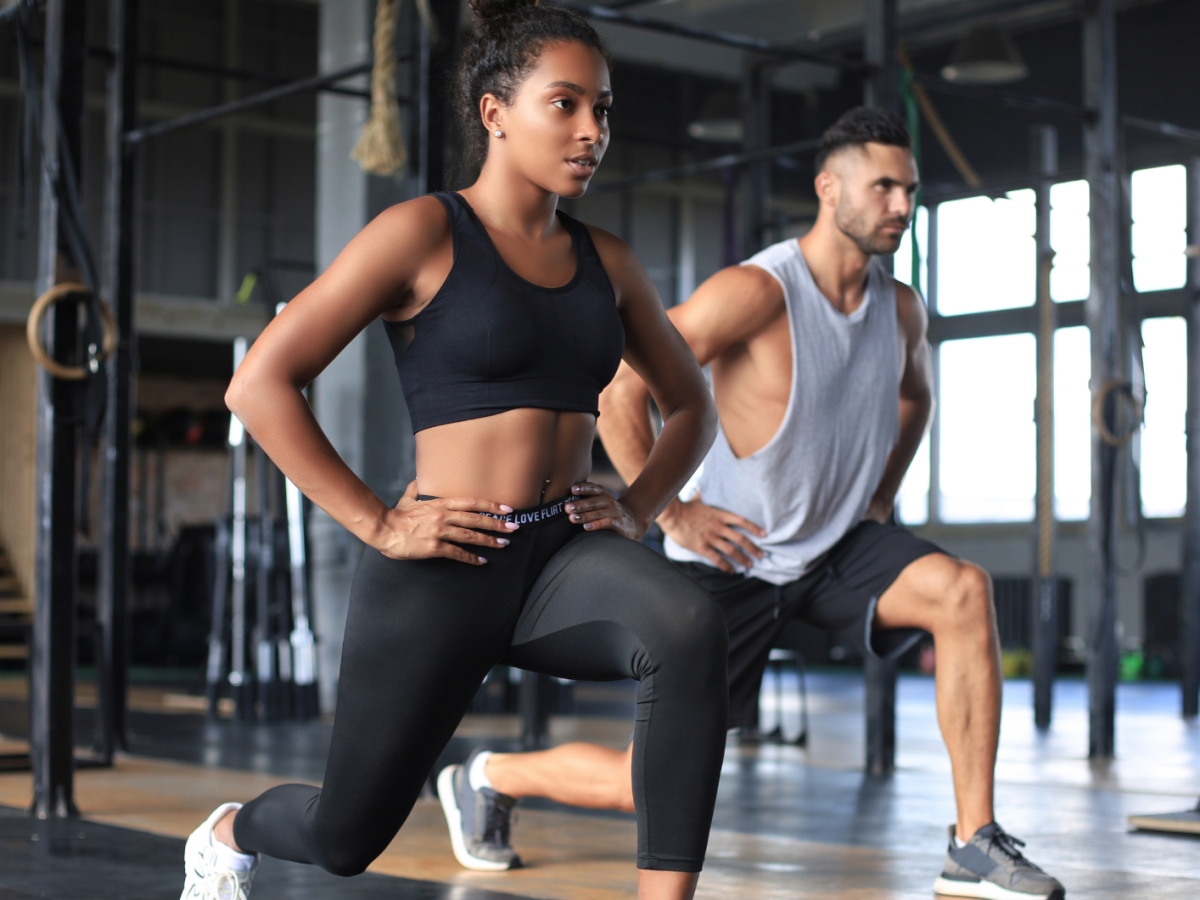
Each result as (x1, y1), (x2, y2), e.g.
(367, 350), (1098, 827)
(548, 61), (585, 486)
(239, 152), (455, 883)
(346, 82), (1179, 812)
(179, 2), (727, 900)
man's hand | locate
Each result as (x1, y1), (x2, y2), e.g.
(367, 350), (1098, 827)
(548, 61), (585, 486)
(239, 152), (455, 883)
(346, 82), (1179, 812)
(863, 490), (895, 524)
(659, 497), (766, 573)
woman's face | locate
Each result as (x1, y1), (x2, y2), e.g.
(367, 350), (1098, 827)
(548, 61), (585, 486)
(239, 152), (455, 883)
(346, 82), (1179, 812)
(482, 41), (611, 198)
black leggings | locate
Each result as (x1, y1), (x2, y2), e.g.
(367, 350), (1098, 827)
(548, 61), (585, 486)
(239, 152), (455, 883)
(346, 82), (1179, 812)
(233, 498), (728, 875)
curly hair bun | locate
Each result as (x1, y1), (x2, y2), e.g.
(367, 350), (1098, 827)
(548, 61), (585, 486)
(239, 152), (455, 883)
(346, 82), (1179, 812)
(469, 0), (539, 26)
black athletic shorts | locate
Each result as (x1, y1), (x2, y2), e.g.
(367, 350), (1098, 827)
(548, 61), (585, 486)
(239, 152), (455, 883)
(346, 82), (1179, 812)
(673, 519), (945, 729)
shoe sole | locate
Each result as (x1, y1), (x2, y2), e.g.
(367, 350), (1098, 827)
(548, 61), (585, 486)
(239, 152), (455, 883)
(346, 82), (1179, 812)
(436, 765), (514, 872)
(933, 876), (1064, 900)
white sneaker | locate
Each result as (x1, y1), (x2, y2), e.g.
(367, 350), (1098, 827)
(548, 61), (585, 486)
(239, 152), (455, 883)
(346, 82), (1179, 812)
(180, 802), (259, 900)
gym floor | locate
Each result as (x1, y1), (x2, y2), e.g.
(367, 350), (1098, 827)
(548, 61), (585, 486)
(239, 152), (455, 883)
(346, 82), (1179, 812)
(0, 671), (1197, 899)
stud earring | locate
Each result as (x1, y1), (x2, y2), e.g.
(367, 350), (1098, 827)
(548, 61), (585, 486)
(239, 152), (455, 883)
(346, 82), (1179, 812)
(494, 130), (503, 138)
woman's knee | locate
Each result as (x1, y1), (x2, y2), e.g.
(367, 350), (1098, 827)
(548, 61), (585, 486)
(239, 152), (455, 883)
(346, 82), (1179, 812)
(315, 842), (377, 878)
(649, 587), (728, 684)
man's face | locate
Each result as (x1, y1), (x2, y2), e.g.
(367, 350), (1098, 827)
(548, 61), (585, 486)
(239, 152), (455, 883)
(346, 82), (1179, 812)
(826, 143), (919, 255)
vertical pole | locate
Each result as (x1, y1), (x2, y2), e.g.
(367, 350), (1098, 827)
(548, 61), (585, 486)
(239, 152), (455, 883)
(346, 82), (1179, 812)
(216, 0), (241, 304)
(31, 0), (88, 819)
(96, 0), (140, 763)
(1183, 157), (1200, 718)
(863, 0), (900, 777)
(863, 0), (900, 113)
(1033, 125), (1059, 730)
(417, 0), (460, 193)
(1084, 0), (1121, 759)
(927, 205), (941, 524)
(228, 338), (252, 720)
(740, 56), (770, 260)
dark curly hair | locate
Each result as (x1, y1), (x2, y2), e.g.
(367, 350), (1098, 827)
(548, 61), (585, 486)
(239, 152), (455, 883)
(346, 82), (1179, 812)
(456, 0), (611, 167)
(814, 106), (911, 175)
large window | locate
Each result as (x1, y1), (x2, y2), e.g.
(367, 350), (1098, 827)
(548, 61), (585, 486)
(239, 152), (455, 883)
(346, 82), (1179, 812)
(896, 432), (930, 525)
(1054, 326), (1092, 520)
(1141, 317), (1187, 518)
(1131, 165), (1187, 293)
(937, 190), (1035, 315)
(938, 334), (1037, 522)
(1050, 180), (1090, 301)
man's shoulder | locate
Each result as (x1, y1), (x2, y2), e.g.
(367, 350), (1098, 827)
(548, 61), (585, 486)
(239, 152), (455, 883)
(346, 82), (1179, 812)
(887, 275), (929, 341)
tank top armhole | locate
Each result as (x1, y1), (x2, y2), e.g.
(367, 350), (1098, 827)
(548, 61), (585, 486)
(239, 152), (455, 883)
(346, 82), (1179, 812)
(568, 214), (618, 305)
(393, 192), (459, 327)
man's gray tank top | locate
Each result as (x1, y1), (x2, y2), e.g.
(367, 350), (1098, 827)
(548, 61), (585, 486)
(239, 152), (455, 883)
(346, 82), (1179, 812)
(665, 238), (902, 585)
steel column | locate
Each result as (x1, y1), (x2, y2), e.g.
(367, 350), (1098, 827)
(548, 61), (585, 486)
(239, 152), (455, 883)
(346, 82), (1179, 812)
(31, 0), (89, 819)
(96, 0), (140, 763)
(740, 57), (770, 259)
(417, 0), (460, 193)
(1083, 0), (1121, 759)
(927, 205), (941, 525)
(1183, 157), (1200, 718)
(863, 0), (901, 777)
(1033, 125), (1059, 730)
(863, 0), (900, 114)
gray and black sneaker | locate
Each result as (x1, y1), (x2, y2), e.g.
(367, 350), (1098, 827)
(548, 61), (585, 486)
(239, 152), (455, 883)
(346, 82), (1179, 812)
(933, 823), (1064, 900)
(437, 749), (522, 871)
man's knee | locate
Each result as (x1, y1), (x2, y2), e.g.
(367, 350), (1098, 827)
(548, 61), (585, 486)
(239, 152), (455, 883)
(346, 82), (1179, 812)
(943, 561), (993, 631)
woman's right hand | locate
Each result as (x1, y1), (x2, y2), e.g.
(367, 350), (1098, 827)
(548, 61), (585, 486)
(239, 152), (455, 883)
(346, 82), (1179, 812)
(377, 481), (520, 565)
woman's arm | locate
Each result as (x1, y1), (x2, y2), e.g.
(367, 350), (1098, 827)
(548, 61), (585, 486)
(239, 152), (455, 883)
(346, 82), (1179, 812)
(226, 197), (516, 565)
(566, 226), (718, 538)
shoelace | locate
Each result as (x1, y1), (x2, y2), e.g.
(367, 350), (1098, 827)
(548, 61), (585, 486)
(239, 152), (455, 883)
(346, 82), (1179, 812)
(196, 869), (249, 900)
(480, 796), (513, 846)
(988, 829), (1045, 873)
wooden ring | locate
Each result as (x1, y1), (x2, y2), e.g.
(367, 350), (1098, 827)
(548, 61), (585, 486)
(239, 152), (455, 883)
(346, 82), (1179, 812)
(26, 283), (117, 381)
(1092, 379), (1143, 447)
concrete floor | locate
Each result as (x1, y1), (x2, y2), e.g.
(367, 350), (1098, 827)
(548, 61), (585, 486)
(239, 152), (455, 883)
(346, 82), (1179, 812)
(0, 671), (1197, 899)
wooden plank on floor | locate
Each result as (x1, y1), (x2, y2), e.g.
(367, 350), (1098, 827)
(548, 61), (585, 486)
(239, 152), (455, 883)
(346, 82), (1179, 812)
(1128, 809), (1200, 835)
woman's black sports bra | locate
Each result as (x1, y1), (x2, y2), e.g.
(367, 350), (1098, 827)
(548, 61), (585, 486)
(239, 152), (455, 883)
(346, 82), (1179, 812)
(382, 192), (626, 433)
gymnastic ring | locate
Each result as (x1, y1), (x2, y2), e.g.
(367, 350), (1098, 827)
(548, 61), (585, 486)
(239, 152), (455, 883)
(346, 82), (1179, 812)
(1091, 379), (1143, 447)
(26, 283), (117, 381)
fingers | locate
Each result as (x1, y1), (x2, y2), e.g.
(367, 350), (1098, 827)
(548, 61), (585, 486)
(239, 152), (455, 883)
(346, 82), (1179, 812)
(721, 526), (763, 561)
(436, 542), (489, 566)
(721, 511), (767, 538)
(398, 480), (420, 505)
(712, 536), (754, 569)
(444, 510), (521, 533)
(442, 496), (516, 516)
(570, 482), (606, 496)
(445, 525), (511, 548)
(580, 516), (613, 532)
(699, 544), (735, 573)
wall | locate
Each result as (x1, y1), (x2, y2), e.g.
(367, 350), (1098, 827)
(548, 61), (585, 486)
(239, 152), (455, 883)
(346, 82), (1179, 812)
(0, 325), (37, 600)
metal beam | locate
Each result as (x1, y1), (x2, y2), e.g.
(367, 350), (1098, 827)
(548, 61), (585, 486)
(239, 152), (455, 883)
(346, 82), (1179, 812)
(1183, 156), (1200, 718)
(95, 0), (139, 764)
(1084, 0), (1121, 760)
(560, 2), (868, 72)
(863, 0), (901, 779)
(587, 138), (821, 196)
(31, 0), (88, 819)
(1032, 124), (1059, 731)
(740, 58), (770, 259)
(125, 54), (412, 145)
(416, 0), (460, 193)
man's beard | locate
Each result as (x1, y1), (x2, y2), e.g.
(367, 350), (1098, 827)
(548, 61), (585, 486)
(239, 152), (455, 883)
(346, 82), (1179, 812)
(835, 198), (907, 256)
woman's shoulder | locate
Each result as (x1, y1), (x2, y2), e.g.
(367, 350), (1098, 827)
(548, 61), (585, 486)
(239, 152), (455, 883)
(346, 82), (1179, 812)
(578, 220), (636, 273)
(367, 194), (453, 246)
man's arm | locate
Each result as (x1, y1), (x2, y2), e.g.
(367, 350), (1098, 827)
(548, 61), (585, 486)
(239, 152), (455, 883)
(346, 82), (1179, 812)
(597, 264), (781, 571)
(864, 281), (935, 523)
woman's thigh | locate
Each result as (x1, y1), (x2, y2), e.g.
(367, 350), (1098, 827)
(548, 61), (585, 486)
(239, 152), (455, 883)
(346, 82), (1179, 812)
(313, 549), (521, 858)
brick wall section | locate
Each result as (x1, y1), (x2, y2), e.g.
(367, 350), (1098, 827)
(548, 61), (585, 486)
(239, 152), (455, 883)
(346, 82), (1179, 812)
(0, 325), (37, 599)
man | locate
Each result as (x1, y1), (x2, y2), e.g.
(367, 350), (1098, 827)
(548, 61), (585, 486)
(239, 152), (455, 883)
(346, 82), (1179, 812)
(438, 107), (1065, 900)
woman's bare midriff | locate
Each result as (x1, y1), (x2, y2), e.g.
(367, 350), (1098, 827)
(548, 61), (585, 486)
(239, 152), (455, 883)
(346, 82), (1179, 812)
(414, 408), (597, 509)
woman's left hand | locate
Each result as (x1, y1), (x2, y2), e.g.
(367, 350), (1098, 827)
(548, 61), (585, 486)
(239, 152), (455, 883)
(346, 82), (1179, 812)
(565, 482), (641, 540)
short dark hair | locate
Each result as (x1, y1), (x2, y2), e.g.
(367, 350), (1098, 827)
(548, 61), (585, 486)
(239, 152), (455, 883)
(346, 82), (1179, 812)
(814, 106), (911, 175)
(456, 0), (611, 168)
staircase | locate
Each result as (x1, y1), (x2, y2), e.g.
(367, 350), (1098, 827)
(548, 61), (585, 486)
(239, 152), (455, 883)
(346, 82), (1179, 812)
(0, 542), (31, 663)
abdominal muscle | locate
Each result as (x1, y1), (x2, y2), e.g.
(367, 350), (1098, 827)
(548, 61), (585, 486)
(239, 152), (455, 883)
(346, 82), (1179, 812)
(414, 408), (597, 509)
